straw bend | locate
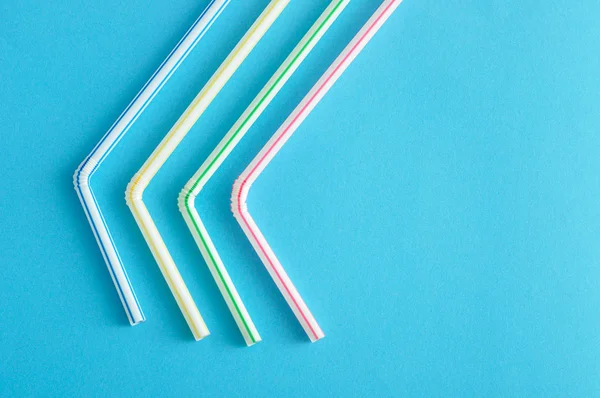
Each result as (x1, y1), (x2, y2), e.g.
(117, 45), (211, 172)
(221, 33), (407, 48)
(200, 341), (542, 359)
(178, 0), (349, 346)
(73, 0), (230, 326)
(231, 0), (402, 342)
(125, 0), (289, 341)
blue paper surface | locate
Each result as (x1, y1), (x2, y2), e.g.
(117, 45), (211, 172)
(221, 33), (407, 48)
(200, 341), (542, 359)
(1, 0), (600, 396)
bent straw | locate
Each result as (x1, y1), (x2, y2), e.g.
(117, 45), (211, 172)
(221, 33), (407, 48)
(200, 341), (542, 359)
(126, 0), (289, 341)
(179, 0), (349, 347)
(232, 0), (402, 342)
(73, 0), (230, 326)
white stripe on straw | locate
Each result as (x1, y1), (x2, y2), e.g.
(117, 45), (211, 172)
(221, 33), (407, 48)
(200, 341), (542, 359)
(231, 0), (402, 342)
(125, 0), (290, 341)
(178, 0), (349, 346)
(73, 0), (230, 326)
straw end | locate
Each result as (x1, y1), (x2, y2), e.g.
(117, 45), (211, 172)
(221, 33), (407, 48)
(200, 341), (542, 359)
(193, 332), (210, 342)
(309, 331), (325, 343)
(244, 334), (262, 347)
(128, 317), (146, 327)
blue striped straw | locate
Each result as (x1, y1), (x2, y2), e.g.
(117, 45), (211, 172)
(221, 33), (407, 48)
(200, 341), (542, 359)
(73, 0), (230, 325)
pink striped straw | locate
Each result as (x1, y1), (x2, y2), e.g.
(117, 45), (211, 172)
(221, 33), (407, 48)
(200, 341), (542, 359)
(232, 0), (402, 342)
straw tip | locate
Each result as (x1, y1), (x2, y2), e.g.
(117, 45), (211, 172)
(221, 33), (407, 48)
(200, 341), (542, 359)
(309, 333), (325, 343)
(193, 332), (210, 342)
(129, 318), (146, 327)
(193, 325), (211, 341)
(245, 336), (262, 347)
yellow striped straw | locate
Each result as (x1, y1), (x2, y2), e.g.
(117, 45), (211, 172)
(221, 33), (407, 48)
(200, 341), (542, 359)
(125, 0), (290, 341)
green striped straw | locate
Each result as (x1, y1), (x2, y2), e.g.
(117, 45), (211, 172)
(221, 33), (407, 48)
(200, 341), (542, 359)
(178, 0), (349, 346)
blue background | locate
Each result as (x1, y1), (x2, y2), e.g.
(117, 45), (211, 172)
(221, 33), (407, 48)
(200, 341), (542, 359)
(1, 0), (600, 396)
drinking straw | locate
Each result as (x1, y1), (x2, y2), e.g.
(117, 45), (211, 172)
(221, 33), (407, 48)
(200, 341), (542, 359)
(126, 0), (290, 341)
(179, 0), (349, 347)
(73, 0), (230, 326)
(231, 0), (402, 342)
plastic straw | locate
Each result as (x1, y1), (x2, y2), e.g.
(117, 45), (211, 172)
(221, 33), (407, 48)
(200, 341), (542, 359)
(178, 0), (349, 347)
(126, 0), (289, 341)
(231, 0), (402, 342)
(73, 0), (230, 326)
